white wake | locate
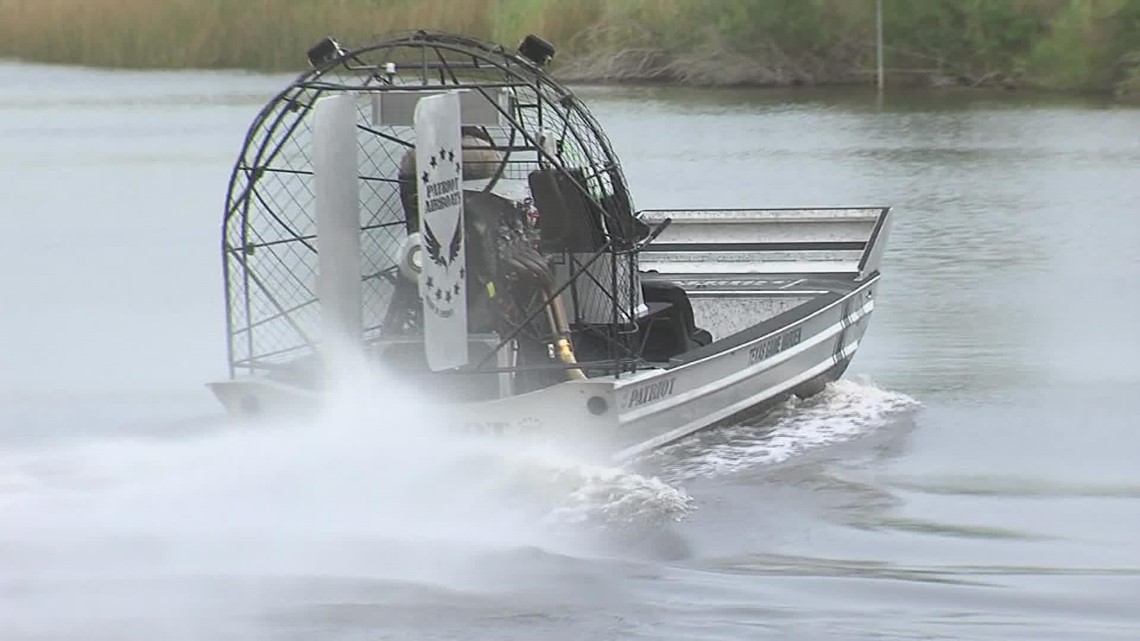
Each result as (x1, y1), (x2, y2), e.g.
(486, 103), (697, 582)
(649, 378), (922, 480)
(0, 359), (690, 638)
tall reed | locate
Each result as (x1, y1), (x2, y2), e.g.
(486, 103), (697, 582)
(0, 0), (501, 69)
(1, 0), (1137, 93)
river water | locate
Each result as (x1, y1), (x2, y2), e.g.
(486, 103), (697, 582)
(1, 63), (1138, 640)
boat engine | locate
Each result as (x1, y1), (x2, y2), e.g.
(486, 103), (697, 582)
(385, 133), (586, 391)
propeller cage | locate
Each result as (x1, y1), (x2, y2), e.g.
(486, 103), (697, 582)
(221, 31), (644, 381)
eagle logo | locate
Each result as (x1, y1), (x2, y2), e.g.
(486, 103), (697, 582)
(423, 214), (462, 269)
(419, 146), (465, 316)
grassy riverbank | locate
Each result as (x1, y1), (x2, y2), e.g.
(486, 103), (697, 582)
(2, 0), (1138, 96)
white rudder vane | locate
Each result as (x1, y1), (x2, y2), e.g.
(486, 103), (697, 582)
(414, 92), (469, 371)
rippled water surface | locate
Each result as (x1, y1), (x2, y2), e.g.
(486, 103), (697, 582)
(2, 63), (1139, 640)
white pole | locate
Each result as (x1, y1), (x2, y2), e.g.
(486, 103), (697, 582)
(313, 94), (363, 353)
(876, 0), (885, 92)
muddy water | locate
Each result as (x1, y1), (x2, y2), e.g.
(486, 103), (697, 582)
(2, 64), (1139, 640)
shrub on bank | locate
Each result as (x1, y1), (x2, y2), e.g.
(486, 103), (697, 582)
(1, 0), (1137, 94)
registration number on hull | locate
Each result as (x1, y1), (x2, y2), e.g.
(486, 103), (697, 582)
(747, 327), (803, 365)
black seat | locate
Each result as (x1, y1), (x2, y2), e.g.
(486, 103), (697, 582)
(527, 168), (606, 253)
(639, 280), (712, 361)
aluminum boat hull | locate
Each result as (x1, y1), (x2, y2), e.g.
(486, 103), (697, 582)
(209, 278), (874, 461)
(210, 205), (891, 461)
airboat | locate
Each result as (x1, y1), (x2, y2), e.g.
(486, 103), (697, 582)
(208, 31), (893, 460)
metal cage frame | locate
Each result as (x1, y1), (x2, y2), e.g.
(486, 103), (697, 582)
(220, 31), (651, 385)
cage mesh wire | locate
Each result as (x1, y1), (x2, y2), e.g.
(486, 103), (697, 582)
(222, 32), (641, 377)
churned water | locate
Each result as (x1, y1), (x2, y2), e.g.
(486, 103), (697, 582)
(2, 62), (1138, 640)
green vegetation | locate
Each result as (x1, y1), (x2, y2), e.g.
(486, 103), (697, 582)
(1, 0), (1138, 96)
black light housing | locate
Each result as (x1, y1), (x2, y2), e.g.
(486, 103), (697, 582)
(306, 36), (345, 68)
(518, 34), (555, 67)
